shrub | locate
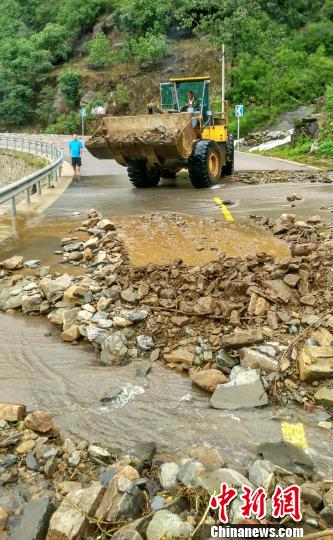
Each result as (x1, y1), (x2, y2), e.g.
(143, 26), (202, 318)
(45, 112), (81, 134)
(86, 32), (111, 68)
(58, 69), (81, 109)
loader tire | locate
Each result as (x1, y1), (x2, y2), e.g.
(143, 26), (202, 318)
(188, 140), (222, 189)
(222, 133), (234, 176)
(127, 161), (161, 188)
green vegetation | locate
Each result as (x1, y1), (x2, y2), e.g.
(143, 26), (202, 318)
(0, 0), (332, 133)
(58, 70), (82, 109)
(86, 32), (111, 68)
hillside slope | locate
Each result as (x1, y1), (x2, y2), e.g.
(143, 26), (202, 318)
(0, 0), (332, 134)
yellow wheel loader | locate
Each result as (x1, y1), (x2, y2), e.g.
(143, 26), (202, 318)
(86, 76), (234, 189)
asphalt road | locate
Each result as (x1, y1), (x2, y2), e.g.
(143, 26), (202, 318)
(44, 146), (332, 223)
(75, 147), (312, 176)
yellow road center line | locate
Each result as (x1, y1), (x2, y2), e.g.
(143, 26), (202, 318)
(214, 197), (234, 222)
(281, 421), (309, 449)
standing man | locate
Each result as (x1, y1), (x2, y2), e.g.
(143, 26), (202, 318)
(68, 133), (83, 179)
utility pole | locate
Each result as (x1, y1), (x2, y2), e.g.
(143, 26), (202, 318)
(220, 44), (225, 117)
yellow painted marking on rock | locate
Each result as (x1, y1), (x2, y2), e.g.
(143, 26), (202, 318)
(214, 197), (234, 222)
(281, 421), (308, 449)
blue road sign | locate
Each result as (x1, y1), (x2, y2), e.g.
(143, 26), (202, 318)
(235, 104), (244, 118)
(80, 108), (87, 117)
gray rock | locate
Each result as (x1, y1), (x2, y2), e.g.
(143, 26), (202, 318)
(248, 459), (275, 488)
(301, 483), (323, 510)
(215, 349), (238, 369)
(9, 497), (55, 540)
(146, 510), (193, 540)
(194, 468), (253, 492)
(239, 348), (278, 373)
(257, 441), (314, 476)
(47, 484), (105, 539)
(101, 332), (128, 364)
(24, 260), (40, 268)
(151, 495), (166, 511)
(177, 460), (205, 486)
(63, 242), (83, 253)
(121, 442), (156, 472)
(100, 387), (123, 403)
(99, 466), (117, 487)
(122, 310), (149, 323)
(210, 369), (268, 410)
(320, 504), (333, 526)
(69, 450), (81, 467)
(39, 274), (73, 302)
(158, 462), (179, 491)
(25, 453), (39, 472)
(88, 445), (111, 460)
(137, 335), (155, 351)
(96, 476), (145, 523)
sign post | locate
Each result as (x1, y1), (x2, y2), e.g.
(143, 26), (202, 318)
(80, 108), (87, 137)
(235, 104), (244, 150)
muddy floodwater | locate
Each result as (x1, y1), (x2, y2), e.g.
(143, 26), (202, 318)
(0, 213), (289, 269)
(1, 311), (333, 474)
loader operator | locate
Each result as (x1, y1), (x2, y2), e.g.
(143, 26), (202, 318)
(181, 90), (199, 113)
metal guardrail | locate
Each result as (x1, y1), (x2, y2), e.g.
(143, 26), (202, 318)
(0, 137), (63, 216)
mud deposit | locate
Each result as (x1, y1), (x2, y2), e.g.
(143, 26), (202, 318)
(0, 213), (289, 269)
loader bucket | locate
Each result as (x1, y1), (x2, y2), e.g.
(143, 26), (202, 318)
(85, 113), (197, 167)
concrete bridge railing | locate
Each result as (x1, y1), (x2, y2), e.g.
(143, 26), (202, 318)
(0, 137), (63, 216)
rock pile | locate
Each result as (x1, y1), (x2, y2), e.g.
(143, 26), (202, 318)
(0, 405), (333, 537)
(236, 170), (333, 185)
(0, 209), (333, 414)
(242, 130), (291, 147)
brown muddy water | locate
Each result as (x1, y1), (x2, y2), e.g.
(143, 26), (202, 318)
(0, 213), (332, 473)
(0, 213), (289, 269)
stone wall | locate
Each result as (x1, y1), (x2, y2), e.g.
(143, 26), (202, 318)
(0, 150), (47, 188)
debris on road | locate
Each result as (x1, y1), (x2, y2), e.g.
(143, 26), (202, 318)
(0, 404), (332, 537)
(0, 209), (333, 415)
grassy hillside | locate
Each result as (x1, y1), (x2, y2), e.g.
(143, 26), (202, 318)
(0, 0), (332, 134)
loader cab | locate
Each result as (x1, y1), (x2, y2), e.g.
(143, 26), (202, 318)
(160, 77), (210, 122)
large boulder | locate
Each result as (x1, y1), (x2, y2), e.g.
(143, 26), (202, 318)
(190, 369), (227, 393)
(164, 348), (194, 365)
(95, 475), (144, 523)
(39, 275), (73, 302)
(298, 345), (333, 382)
(210, 368), (268, 410)
(0, 403), (26, 422)
(101, 333), (128, 365)
(0, 255), (24, 270)
(221, 330), (264, 350)
(146, 510), (193, 540)
(9, 497), (55, 540)
(47, 484), (105, 540)
(193, 296), (216, 315)
(239, 348), (278, 373)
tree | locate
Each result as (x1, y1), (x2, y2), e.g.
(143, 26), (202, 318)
(131, 33), (167, 63)
(86, 32), (111, 68)
(57, 0), (108, 35)
(113, 0), (174, 35)
(0, 37), (51, 124)
(33, 23), (71, 62)
(36, 86), (58, 123)
(58, 69), (81, 108)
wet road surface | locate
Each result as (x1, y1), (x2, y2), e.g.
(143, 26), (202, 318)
(45, 172), (332, 223)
